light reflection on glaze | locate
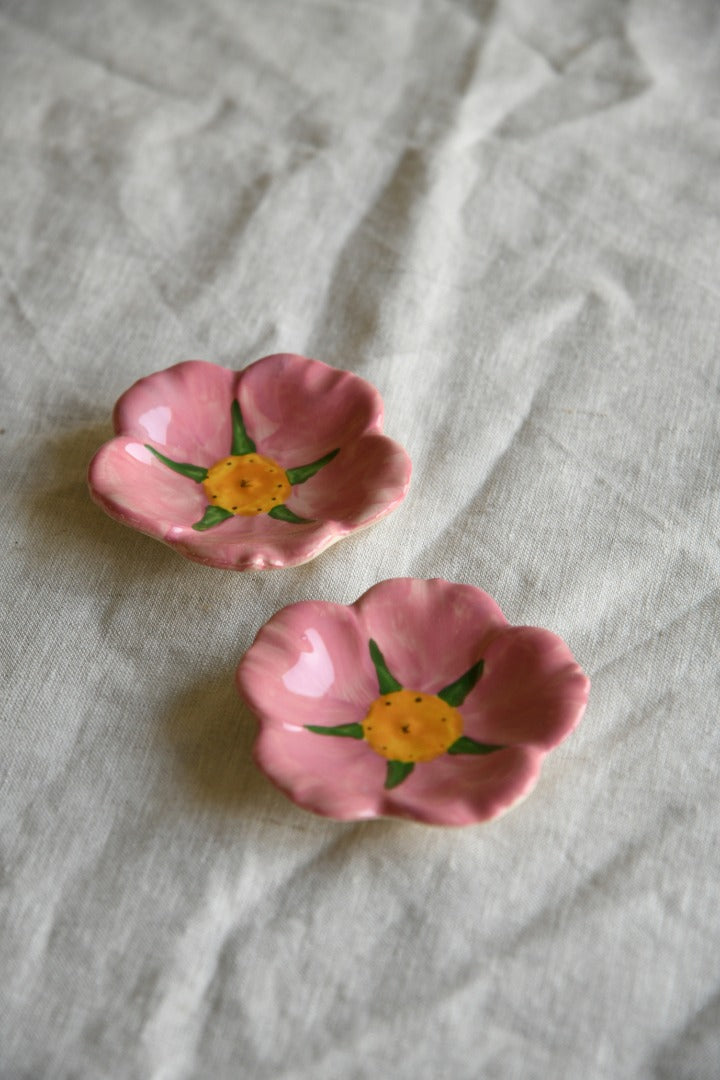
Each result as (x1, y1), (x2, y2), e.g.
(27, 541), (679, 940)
(281, 628), (335, 698)
(125, 442), (154, 463)
(138, 404), (172, 442)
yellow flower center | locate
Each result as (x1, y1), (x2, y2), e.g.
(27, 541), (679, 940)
(362, 689), (463, 763)
(202, 454), (291, 515)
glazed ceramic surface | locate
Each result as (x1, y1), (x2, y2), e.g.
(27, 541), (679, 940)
(88, 354), (411, 570)
(237, 578), (590, 825)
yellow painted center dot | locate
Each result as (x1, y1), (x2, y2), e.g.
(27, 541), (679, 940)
(362, 689), (463, 763)
(202, 454), (291, 516)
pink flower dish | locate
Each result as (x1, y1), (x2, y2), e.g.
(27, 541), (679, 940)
(237, 578), (590, 826)
(88, 354), (411, 570)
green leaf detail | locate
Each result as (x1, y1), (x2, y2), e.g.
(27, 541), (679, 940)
(267, 504), (314, 524)
(286, 448), (340, 486)
(305, 723), (364, 739)
(230, 399), (256, 456)
(437, 659), (484, 707)
(447, 736), (503, 756)
(145, 445), (208, 483)
(368, 639), (403, 695)
(192, 505), (234, 531)
(384, 761), (415, 789)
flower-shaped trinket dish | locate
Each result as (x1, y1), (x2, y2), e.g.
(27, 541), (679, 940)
(237, 578), (590, 825)
(88, 354), (411, 570)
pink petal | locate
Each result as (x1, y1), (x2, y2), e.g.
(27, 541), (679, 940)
(238, 353), (382, 464)
(238, 600), (379, 727)
(88, 437), (207, 536)
(460, 626), (590, 750)
(290, 433), (411, 525)
(113, 360), (237, 464)
(381, 745), (544, 826)
(166, 515), (341, 571)
(253, 727), (388, 821)
(353, 578), (508, 693)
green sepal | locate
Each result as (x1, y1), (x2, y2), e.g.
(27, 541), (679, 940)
(384, 760), (415, 789)
(230, 399), (256, 456)
(192, 505), (234, 531)
(447, 735), (503, 755)
(145, 445), (208, 483)
(286, 448), (340, 486)
(305, 722), (364, 739)
(268, 504), (314, 524)
(368, 639), (403, 695)
(437, 659), (484, 707)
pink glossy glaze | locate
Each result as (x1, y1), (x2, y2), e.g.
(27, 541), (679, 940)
(88, 355), (412, 570)
(237, 578), (590, 825)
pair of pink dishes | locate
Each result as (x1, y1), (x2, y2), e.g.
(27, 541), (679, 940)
(89, 353), (589, 826)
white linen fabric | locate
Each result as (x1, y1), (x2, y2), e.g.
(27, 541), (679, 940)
(1, 1), (718, 1077)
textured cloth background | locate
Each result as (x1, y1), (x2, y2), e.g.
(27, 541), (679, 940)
(1, 1), (719, 1077)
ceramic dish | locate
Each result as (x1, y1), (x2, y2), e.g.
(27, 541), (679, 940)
(237, 578), (590, 826)
(88, 354), (411, 570)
